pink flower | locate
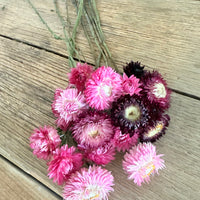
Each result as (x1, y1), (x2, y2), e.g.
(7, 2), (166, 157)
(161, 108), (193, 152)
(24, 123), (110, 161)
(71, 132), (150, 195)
(68, 63), (94, 92)
(52, 88), (63, 117)
(30, 126), (61, 160)
(84, 66), (122, 110)
(53, 88), (88, 124)
(123, 143), (165, 186)
(63, 166), (114, 200)
(122, 73), (142, 96)
(111, 127), (139, 152)
(72, 111), (114, 148)
(85, 143), (116, 165)
(48, 144), (83, 185)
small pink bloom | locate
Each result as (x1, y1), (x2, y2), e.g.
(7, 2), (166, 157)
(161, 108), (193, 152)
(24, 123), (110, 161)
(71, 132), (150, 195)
(54, 88), (88, 124)
(68, 62), (94, 92)
(122, 73), (142, 96)
(123, 143), (165, 186)
(112, 127), (139, 152)
(85, 66), (122, 110)
(86, 143), (116, 165)
(30, 126), (61, 160)
(48, 144), (83, 185)
(63, 166), (114, 200)
(72, 111), (114, 148)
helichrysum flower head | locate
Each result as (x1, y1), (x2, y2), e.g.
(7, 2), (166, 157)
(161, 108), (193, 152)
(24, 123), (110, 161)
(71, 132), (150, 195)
(72, 111), (114, 148)
(123, 61), (145, 78)
(84, 66), (122, 110)
(53, 88), (88, 125)
(123, 143), (165, 186)
(68, 62), (94, 92)
(85, 143), (116, 165)
(111, 94), (150, 134)
(48, 144), (83, 185)
(140, 114), (170, 143)
(30, 126), (61, 160)
(122, 73), (142, 96)
(111, 127), (139, 152)
(63, 166), (114, 200)
(141, 71), (171, 110)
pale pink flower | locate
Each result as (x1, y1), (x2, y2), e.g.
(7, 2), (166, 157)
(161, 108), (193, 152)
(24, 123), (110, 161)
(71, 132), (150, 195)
(86, 143), (116, 165)
(54, 88), (88, 124)
(48, 144), (83, 185)
(68, 62), (94, 92)
(84, 66), (122, 110)
(52, 88), (63, 117)
(122, 73), (142, 96)
(63, 166), (114, 200)
(30, 126), (61, 160)
(123, 143), (165, 186)
(72, 111), (114, 148)
(112, 127), (139, 152)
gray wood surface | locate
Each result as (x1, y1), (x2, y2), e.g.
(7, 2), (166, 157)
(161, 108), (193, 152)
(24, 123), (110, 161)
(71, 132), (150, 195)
(0, 0), (200, 199)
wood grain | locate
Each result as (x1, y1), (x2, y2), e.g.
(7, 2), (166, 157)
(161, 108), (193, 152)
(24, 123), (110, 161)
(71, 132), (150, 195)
(0, 37), (200, 200)
(0, 156), (61, 200)
(0, 0), (200, 97)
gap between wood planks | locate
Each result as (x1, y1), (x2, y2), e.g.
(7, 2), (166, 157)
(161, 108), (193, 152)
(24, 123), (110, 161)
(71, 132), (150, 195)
(0, 154), (63, 199)
(0, 33), (199, 102)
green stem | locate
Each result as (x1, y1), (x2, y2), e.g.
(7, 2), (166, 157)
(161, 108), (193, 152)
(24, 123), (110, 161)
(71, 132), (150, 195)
(26, 0), (63, 40)
(54, 0), (77, 67)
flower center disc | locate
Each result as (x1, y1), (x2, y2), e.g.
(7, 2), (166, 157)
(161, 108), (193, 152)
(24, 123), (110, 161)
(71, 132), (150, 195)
(153, 83), (166, 98)
(145, 123), (164, 138)
(102, 85), (112, 97)
(89, 130), (99, 138)
(141, 162), (155, 178)
(124, 105), (141, 121)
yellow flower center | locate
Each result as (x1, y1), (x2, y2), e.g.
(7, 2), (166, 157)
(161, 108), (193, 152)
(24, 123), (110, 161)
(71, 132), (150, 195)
(145, 122), (164, 138)
(88, 130), (99, 138)
(141, 162), (155, 178)
(124, 105), (141, 121)
(153, 83), (166, 98)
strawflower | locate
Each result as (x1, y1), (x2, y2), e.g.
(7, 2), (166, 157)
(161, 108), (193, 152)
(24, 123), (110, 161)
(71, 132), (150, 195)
(63, 166), (114, 200)
(85, 143), (116, 165)
(53, 88), (88, 125)
(111, 127), (139, 152)
(122, 73), (142, 96)
(72, 111), (114, 148)
(30, 126), (61, 160)
(84, 66), (122, 110)
(68, 62), (94, 92)
(123, 143), (165, 186)
(48, 144), (83, 185)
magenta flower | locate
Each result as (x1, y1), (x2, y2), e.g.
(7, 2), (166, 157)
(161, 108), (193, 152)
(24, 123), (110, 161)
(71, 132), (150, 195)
(30, 126), (61, 160)
(48, 144), (83, 185)
(72, 111), (114, 148)
(123, 143), (165, 186)
(68, 62), (94, 92)
(111, 127), (139, 152)
(84, 66), (122, 110)
(53, 88), (88, 125)
(85, 143), (116, 165)
(122, 73), (142, 96)
(63, 166), (114, 200)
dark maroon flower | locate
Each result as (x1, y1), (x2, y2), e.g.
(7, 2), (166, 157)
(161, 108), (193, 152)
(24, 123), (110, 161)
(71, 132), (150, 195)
(140, 114), (170, 143)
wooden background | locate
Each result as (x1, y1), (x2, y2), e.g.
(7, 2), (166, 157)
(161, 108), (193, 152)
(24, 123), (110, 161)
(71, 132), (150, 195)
(0, 0), (200, 199)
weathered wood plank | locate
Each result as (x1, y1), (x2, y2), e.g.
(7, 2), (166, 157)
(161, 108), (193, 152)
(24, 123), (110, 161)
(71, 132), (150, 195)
(0, 156), (61, 200)
(0, 37), (200, 199)
(0, 0), (200, 97)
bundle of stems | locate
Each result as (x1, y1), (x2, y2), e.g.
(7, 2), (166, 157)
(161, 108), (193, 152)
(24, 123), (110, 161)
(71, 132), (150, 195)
(26, 0), (118, 71)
